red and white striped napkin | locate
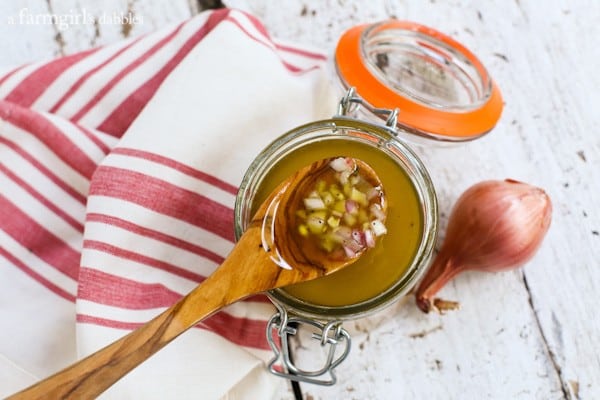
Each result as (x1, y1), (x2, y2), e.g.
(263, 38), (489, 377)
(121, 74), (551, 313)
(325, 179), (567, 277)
(0, 8), (336, 398)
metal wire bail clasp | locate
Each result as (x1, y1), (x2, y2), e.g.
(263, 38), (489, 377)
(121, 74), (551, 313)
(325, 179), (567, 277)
(265, 304), (351, 386)
(336, 87), (399, 129)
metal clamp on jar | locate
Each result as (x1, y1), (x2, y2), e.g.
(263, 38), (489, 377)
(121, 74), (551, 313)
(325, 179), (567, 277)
(234, 20), (502, 385)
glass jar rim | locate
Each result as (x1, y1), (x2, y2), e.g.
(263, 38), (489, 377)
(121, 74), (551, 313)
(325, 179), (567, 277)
(335, 20), (503, 141)
(234, 117), (438, 320)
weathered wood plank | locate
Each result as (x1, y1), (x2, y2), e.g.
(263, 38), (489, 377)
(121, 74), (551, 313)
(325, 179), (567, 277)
(0, 0), (60, 68)
(47, 0), (194, 55)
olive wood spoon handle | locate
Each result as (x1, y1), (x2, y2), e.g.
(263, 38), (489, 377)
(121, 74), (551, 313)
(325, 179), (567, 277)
(9, 158), (378, 400)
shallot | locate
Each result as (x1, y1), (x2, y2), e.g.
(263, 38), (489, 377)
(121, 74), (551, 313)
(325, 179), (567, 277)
(415, 179), (552, 313)
(296, 157), (387, 258)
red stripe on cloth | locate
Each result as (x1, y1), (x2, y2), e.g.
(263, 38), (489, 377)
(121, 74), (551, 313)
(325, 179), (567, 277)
(96, 9), (231, 137)
(83, 239), (207, 283)
(202, 309), (270, 350)
(0, 195), (81, 280)
(0, 137), (87, 205)
(4, 48), (100, 107)
(112, 147), (238, 195)
(77, 266), (268, 310)
(75, 125), (112, 155)
(234, 12), (326, 63)
(78, 268), (271, 349)
(77, 268), (270, 349)
(0, 247), (76, 302)
(244, 294), (271, 304)
(76, 313), (270, 350)
(273, 43), (327, 61)
(77, 314), (142, 331)
(48, 37), (144, 114)
(0, 64), (29, 87)
(84, 215), (270, 305)
(69, 21), (188, 129)
(224, 16), (306, 74)
(233, 11), (273, 44)
(84, 216), (271, 305)
(0, 163), (84, 232)
(0, 101), (98, 179)
(86, 213), (224, 265)
(90, 166), (235, 241)
(78, 267), (180, 309)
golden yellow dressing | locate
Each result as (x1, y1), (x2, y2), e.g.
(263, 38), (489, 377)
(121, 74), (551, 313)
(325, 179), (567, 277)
(252, 138), (422, 307)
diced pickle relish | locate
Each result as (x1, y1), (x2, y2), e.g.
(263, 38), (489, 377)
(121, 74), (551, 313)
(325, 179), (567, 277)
(295, 158), (387, 260)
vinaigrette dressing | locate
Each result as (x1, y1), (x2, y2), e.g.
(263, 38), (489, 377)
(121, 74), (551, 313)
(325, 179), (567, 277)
(252, 138), (422, 307)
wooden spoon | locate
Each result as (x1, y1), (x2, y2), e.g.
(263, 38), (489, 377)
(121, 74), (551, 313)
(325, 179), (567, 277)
(9, 157), (384, 399)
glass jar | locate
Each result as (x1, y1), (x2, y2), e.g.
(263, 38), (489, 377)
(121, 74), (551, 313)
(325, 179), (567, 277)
(234, 110), (438, 385)
(235, 116), (438, 316)
(234, 19), (502, 385)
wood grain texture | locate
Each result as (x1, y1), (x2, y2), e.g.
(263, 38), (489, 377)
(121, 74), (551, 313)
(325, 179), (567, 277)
(0, 1), (598, 399)
(48, 0), (194, 55)
(0, 1), (61, 68)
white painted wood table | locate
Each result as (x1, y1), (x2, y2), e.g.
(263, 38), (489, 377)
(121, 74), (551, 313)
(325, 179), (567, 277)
(1, 1), (598, 399)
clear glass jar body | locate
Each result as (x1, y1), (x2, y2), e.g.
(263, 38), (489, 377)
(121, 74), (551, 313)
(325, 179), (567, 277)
(234, 117), (438, 320)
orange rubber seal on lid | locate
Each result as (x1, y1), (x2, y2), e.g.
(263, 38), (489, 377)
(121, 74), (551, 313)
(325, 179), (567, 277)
(335, 21), (503, 139)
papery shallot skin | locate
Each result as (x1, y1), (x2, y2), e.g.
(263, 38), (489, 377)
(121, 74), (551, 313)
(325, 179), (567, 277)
(415, 179), (552, 313)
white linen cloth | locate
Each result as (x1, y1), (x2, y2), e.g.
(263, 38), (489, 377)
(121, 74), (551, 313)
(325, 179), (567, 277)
(0, 8), (336, 398)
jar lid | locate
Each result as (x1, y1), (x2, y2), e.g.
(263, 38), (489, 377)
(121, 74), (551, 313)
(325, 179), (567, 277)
(335, 20), (503, 141)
